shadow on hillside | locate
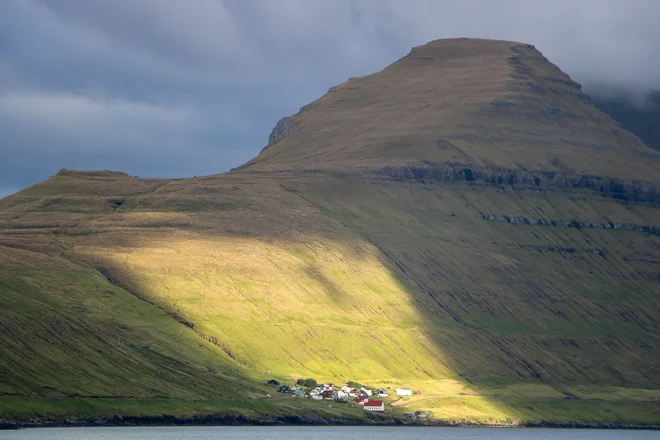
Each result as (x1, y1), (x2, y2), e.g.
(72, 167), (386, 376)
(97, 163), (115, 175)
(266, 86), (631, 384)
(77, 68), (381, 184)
(77, 171), (660, 424)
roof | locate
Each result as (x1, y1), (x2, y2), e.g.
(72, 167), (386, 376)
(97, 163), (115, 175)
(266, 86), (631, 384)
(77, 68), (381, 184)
(364, 400), (384, 407)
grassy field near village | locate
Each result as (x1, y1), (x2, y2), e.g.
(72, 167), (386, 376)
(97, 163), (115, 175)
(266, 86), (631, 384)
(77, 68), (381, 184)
(2, 394), (659, 427)
(0, 395), (390, 426)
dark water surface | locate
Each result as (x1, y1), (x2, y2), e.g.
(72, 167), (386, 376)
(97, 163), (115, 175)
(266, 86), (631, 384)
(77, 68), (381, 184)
(1, 427), (659, 439)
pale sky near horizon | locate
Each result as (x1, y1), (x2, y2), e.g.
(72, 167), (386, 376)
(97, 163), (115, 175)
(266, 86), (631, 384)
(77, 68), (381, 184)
(1, 0), (659, 198)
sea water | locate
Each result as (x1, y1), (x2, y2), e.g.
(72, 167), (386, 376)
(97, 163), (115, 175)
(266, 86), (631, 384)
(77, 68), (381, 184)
(1, 426), (659, 439)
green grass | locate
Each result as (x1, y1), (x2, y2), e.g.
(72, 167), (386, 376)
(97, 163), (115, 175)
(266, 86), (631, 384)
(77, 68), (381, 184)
(0, 255), (259, 401)
(1, 172), (659, 424)
(0, 396), (389, 424)
(403, 396), (660, 426)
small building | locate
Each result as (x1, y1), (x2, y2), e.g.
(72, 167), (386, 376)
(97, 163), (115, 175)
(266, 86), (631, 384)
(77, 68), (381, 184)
(360, 387), (373, 396)
(321, 390), (337, 400)
(395, 387), (413, 397)
(267, 379), (280, 386)
(355, 397), (367, 406)
(337, 390), (350, 399)
(364, 400), (385, 412)
(292, 386), (305, 396)
(311, 394), (324, 400)
(375, 388), (388, 397)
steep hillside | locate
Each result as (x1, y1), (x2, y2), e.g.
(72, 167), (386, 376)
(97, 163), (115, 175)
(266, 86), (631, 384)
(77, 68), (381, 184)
(245, 39), (658, 183)
(1, 38), (659, 427)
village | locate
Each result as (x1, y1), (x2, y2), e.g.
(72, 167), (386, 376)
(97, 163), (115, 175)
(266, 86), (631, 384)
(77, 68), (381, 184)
(266, 378), (418, 414)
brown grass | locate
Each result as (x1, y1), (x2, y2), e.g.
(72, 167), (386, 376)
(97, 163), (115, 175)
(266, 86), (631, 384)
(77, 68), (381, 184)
(245, 39), (659, 183)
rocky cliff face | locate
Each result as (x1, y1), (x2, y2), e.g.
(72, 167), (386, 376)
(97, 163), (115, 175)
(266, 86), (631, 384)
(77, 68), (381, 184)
(262, 117), (297, 152)
(363, 163), (660, 204)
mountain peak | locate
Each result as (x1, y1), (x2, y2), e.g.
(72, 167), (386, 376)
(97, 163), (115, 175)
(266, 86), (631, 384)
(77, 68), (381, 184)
(242, 38), (658, 183)
(408, 37), (528, 57)
(55, 168), (131, 178)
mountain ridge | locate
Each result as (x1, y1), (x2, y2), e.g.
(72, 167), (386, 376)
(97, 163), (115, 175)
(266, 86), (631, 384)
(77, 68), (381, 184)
(240, 38), (658, 186)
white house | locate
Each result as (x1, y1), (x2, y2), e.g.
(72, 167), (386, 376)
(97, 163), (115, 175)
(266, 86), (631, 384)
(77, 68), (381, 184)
(337, 390), (350, 400)
(375, 388), (389, 397)
(363, 400), (385, 412)
(311, 394), (324, 400)
(360, 387), (373, 396)
(395, 387), (413, 397)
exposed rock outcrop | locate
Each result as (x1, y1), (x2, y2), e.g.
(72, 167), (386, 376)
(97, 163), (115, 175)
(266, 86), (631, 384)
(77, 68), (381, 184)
(363, 163), (660, 204)
(479, 213), (660, 236)
(261, 117), (297, 152)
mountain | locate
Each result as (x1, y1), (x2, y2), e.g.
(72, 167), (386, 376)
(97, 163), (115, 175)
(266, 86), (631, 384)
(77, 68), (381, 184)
(1, 38), (659, 428)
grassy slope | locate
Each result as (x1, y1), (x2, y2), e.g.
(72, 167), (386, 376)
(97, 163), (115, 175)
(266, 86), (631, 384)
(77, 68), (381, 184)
(0, 243), (395, 424)
(1, 169), (658, 425)
(1, 39), (659, 426)
(290, 176), (660, 424)
(245, 40), (658, 183)
(0, 245), (260, 398)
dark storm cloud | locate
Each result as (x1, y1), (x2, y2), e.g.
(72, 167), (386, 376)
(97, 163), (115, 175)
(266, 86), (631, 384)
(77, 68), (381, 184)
(1, 0), (659, 197)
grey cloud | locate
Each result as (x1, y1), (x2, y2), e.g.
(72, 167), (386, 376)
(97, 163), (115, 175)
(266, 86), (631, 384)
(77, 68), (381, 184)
(1, 0), (659, 199)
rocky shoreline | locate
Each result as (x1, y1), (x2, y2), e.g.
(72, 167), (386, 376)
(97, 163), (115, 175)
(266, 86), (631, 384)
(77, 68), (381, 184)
(2, 414), (659, 430)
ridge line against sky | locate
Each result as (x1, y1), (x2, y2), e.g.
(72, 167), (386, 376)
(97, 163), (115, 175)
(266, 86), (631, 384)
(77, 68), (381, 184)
(1, 0), (659, 198)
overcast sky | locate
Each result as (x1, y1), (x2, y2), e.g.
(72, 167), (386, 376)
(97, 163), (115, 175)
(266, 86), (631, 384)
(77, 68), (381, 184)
(1, 0), (659, 198)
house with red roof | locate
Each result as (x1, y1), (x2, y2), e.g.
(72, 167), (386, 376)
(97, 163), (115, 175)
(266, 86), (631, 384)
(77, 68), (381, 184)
(363, 400), (384, 412)
(321, 390), (336, 400)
